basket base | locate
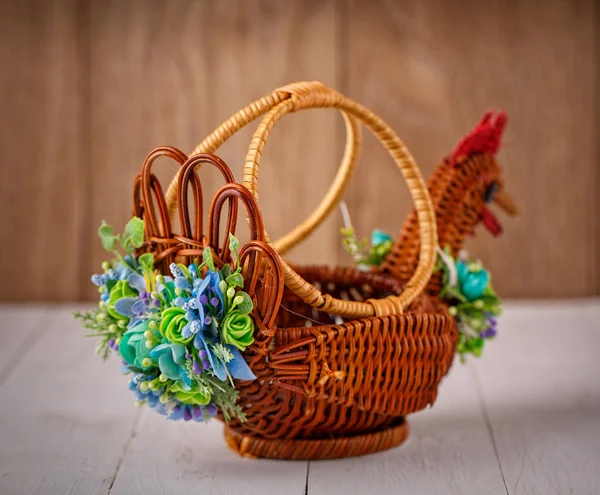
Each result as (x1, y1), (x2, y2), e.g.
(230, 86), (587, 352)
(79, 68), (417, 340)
(224, 418), (409, 460)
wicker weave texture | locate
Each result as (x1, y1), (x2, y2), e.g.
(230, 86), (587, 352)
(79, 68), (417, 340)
(382, 153), (506, 292)
(133, 144), (457, 460)
(133, 82), (461, 460)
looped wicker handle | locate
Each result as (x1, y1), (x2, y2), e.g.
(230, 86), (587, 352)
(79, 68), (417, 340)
(163, 87), (362, 255)
(244, 82), (438, 317)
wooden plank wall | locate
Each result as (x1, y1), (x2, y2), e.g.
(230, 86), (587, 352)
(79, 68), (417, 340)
(0, 0), (597, 301)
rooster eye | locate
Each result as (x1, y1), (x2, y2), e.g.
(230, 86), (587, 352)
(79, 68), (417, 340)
(485, 182), (499, 203)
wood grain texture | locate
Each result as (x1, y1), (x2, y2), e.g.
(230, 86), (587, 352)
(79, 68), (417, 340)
(0, 306), (48, 387)
(87, 0), (341, 300)
(2, 302), (599, 493)
(343, 0), (598, 298)
(475, 300), (600, 494)
(0, 0), (89, 301)
(0, 309), (140, 495)
(110, 410), (309, 495)
(0, 0), (597, 301)
(308, 362), (507, 495)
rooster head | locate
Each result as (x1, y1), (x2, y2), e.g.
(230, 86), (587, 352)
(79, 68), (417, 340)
(445, 111), (518, 238)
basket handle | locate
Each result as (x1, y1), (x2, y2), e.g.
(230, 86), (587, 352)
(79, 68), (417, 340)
(243, 82), (438, 317)
(163, 90), (362, 255)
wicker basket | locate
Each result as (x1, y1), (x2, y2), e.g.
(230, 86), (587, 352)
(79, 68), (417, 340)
(133, 82), (457, 460)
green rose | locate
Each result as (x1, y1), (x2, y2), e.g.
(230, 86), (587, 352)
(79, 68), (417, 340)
(222, 310), (254, 351)
(160, 307), (192, 345)
(171, 382), (211, 406)
(120, 322), (152, 371)
(107, 280), (137, 320)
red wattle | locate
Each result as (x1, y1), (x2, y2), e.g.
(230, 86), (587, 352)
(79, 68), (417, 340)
(481, 207), (503, 236)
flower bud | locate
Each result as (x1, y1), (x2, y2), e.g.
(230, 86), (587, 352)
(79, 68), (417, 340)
(448, 306), (458, 316)
(141, 358), (153, 368)
(144, 340), (153, 349)
(159, 373), (168, 383)
(139, 382), (149, 392)
(102, 261), (111, 271)
(108, 324), (118, 333)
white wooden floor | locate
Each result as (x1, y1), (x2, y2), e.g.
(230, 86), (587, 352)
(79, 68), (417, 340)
(0, 301), (598, 495)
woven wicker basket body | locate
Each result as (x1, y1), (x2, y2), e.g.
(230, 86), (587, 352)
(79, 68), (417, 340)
(225, 266), (456, 460)
(133, 82), (460, 460)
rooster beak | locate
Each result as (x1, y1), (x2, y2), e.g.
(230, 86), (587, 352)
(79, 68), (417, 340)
(494, 189), (518, 216)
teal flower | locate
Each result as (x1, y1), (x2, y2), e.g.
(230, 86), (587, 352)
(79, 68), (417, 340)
(457, 261), (490, 301)
(119, 323), (153, 372)
(371, 229), (393, 246)
(149, 342), (191, 388)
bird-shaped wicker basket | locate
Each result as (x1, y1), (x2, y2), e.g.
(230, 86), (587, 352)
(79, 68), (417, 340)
(133, 82), (458, 460)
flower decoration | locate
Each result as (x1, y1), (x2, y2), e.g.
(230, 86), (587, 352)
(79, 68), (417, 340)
(222, 310), (254, 351)
(341, 227), (393, 269)
(436, 246), (502, 359)
(74, 217), (256, 422)
(339, 221), (501, 360)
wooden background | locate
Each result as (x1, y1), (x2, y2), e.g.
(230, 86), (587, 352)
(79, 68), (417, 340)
(0, 0), (597, 302)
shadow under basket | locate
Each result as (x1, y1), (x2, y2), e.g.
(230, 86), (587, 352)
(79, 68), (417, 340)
(222, 265), (457, 460)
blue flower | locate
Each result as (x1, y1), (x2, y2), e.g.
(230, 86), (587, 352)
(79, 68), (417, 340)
(193, 331), (255, 381)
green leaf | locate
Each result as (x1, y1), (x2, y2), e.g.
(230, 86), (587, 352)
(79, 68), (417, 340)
(226, 272), (244, 289)
(177, 263), (190, 279)
(229, 233), (240, 263)
(138, 253), (154, 270)
(236, 291), (254, 315)
(124, 217), (145, 248)
(220, 263), (232, 279)
(203, 247), (215, 272)
(98, 221), (115, 251)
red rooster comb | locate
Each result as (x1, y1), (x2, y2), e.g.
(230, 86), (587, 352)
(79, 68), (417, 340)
(448, 111), (508, 167)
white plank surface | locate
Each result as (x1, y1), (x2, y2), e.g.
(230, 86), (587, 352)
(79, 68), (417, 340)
(475, 300), (600, 495)
(0, 302), (598, 494)
(0, 305), (48, 385)
(0, 309), (139, 495)
(308, 360), (507, 495)
(110, 411), (309, 495)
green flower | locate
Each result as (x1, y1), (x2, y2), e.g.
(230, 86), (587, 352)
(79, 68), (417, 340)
(107, 280), (137, 320)
(160, 307), (192, 345)
(171, 382), (211, 406)
(120, 322), (153, 371)
(221, 310), (254, 351)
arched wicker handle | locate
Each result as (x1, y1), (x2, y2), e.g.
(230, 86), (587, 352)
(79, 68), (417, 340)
(244, 82), (438, 317)
(163, 90), (362, 255)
